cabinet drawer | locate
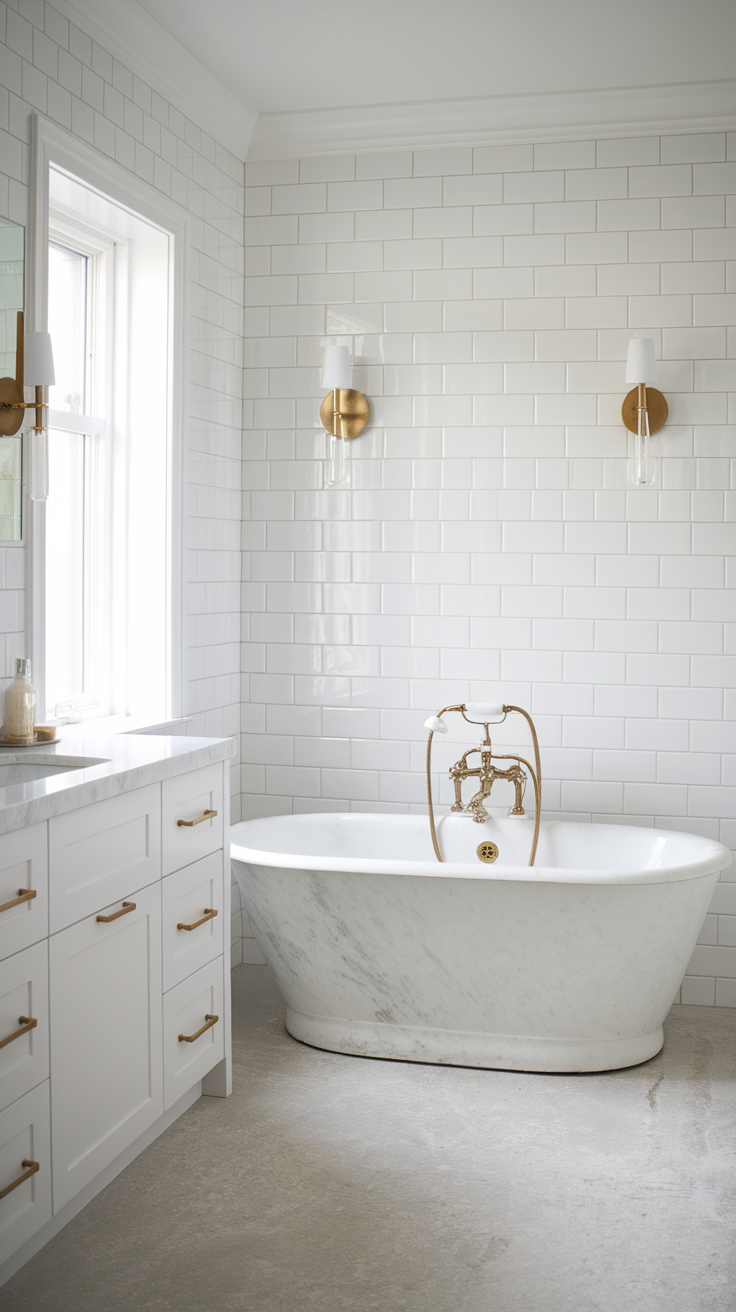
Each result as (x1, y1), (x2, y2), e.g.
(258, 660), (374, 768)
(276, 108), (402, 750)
(0, 1081), (52, 1264)
(50, 883), (163, 1212)
(162, 851), (224, 992)
(163, 957), (224, 1112)
(49, 783), (161, 932)
(0, 942), (49, 1115)
(161, 764), (223, 876)
(0, 823), (48, 959)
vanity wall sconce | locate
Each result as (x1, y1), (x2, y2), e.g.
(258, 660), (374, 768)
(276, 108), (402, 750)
(320, 344), (369, 488)
(0, 310), (56, 500)
(622, 337), (667, 488)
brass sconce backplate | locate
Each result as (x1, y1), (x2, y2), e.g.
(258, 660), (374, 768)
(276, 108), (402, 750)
(621, 386), (668, 435)
(0, 310), (24, 436)
(319, 388), (370, 439)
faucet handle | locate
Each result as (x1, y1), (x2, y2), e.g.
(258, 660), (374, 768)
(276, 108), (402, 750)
(424, 715), (448, 733)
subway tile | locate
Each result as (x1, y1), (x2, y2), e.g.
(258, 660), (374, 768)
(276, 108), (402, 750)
(300, 155), (355, 183)
(693, 162), (736, 195)
(596, 137), (659, 167)
(504, 299), (564, 330)
(474, 144), (533, 173)
(443, 173), (501, 206)
(629, 165), (692, 197)
(661, 133), (725, 164)
(534, 200), (596, 234)
(327, 179), (382, 211)
(414, 147), (472, 176)
(271, 182), (326, 214)
(566, 168), (627, 200)
(474, 203), (532, 236)
(385, 238), (442, 269)
(566, 231), (628, 264)
(597, 198), (660, 230)
(629, 229), (693, 263)
(693, 229), (736, 261)
(414, 207), (472, 238)
(536, 141), (595, 171)
(662, 195), (724, 228)
(504, 171), (564, 204)
(356, 150), (412, 179)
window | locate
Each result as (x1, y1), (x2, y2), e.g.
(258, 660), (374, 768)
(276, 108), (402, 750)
(42, 168), (174, 723)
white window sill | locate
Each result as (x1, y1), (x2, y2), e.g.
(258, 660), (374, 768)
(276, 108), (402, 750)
(57, 716), (194, 738)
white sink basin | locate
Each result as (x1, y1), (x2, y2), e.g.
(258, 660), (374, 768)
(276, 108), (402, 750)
(0, 754), (109, 785)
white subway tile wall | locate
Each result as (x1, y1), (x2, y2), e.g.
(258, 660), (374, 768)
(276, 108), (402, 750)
(242, 132), (736, 995)
(0, 1), (244, 957)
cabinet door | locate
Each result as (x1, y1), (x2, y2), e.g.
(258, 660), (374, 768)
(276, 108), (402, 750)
(49, 784), (161, 933)
(0, 1082), (52, 1265)
(161, 764), (223, 875)
(161, 851), (224, 992)
(163, 958), (224, 1111)
(0, 941), (49, 1114)
(49, 884), (163, 1212)
(0, 823), (48, 960)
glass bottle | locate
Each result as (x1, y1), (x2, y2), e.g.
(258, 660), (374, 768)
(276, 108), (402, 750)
(3, 658), (37, 745)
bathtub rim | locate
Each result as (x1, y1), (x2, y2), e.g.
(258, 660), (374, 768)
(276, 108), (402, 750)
(231, 814), (732, 886)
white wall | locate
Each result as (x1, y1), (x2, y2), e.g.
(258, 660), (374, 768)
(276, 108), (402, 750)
(240, 134), (736, 1002)
(0, 1), (244, 949)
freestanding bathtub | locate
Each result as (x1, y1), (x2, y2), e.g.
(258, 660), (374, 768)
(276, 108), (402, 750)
(231, 813), (732, 1073)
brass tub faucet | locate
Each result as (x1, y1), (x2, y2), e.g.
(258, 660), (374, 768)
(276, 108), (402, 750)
(423, 703), (542, 866)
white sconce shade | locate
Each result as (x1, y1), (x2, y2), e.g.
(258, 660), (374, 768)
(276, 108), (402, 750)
(322, 344), (350, 390)
(24, 332), (55, 386)
(625, 338), (657, 386)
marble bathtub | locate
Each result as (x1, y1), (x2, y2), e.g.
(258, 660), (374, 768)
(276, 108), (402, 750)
(231, 813), (732, 1073)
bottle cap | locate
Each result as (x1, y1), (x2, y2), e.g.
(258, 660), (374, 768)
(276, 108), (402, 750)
(15, 658), (31, 678)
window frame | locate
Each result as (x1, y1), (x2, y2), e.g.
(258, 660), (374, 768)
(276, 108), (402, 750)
(29, 112), (190, 726)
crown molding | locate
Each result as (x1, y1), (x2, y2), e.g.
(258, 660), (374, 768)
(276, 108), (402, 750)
(248, 79), (736, 160)
(54, 0), (256, 161)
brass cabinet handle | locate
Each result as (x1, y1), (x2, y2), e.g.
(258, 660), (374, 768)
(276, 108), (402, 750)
(0, 1159), (39, 1200)
(0, 1016), (37, 1051)
(0, 888), (36, 915)
(178, 1013), (218, 1043)
(97, 901), (136, 923)
(177, 908), (218, 932)
(177, 809), (217, 828)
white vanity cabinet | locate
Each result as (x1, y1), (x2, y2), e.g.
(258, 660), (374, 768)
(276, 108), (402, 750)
(0, 745), (231, 1281)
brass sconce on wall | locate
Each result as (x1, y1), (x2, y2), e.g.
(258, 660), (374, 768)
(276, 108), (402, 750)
(319, 345), (369, 488)
(622, 338), (667, 488)
(0, 309), (56, 500)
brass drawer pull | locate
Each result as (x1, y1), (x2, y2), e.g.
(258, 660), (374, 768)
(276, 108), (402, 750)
(97, 901), (136, 923)
(178, 1013), (218, 1043)
(0, 888), (36, 915)
(0, 1159), (39, 1200)
(177, 809), (217, 828)
(0, 1016), (37, 1051)
(177, 908), (218, 932)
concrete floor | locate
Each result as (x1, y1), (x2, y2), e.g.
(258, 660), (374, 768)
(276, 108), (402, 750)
(3, 967), (736, 1312)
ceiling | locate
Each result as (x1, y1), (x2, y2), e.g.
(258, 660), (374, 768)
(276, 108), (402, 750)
(135, 0), (735, 116)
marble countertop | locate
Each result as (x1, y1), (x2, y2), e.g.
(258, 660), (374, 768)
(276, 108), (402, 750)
(0, 733), (235, 834)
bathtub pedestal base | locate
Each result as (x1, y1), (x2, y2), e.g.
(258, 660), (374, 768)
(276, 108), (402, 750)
(286, 1008), (664, 1074)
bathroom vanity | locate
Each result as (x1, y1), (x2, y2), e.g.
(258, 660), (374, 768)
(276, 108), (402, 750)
(0, 733), (234, 1282)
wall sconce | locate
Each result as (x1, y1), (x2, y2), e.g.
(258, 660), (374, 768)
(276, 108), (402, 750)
(319, 344), (369, 488)
(622, 338), (667, 487)
(0, 310), (55, 500)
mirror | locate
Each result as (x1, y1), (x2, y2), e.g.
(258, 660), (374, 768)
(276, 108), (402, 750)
(0, 218), (24, 540)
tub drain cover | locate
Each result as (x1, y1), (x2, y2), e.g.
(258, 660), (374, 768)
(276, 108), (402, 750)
(477, 841), (499, 863)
